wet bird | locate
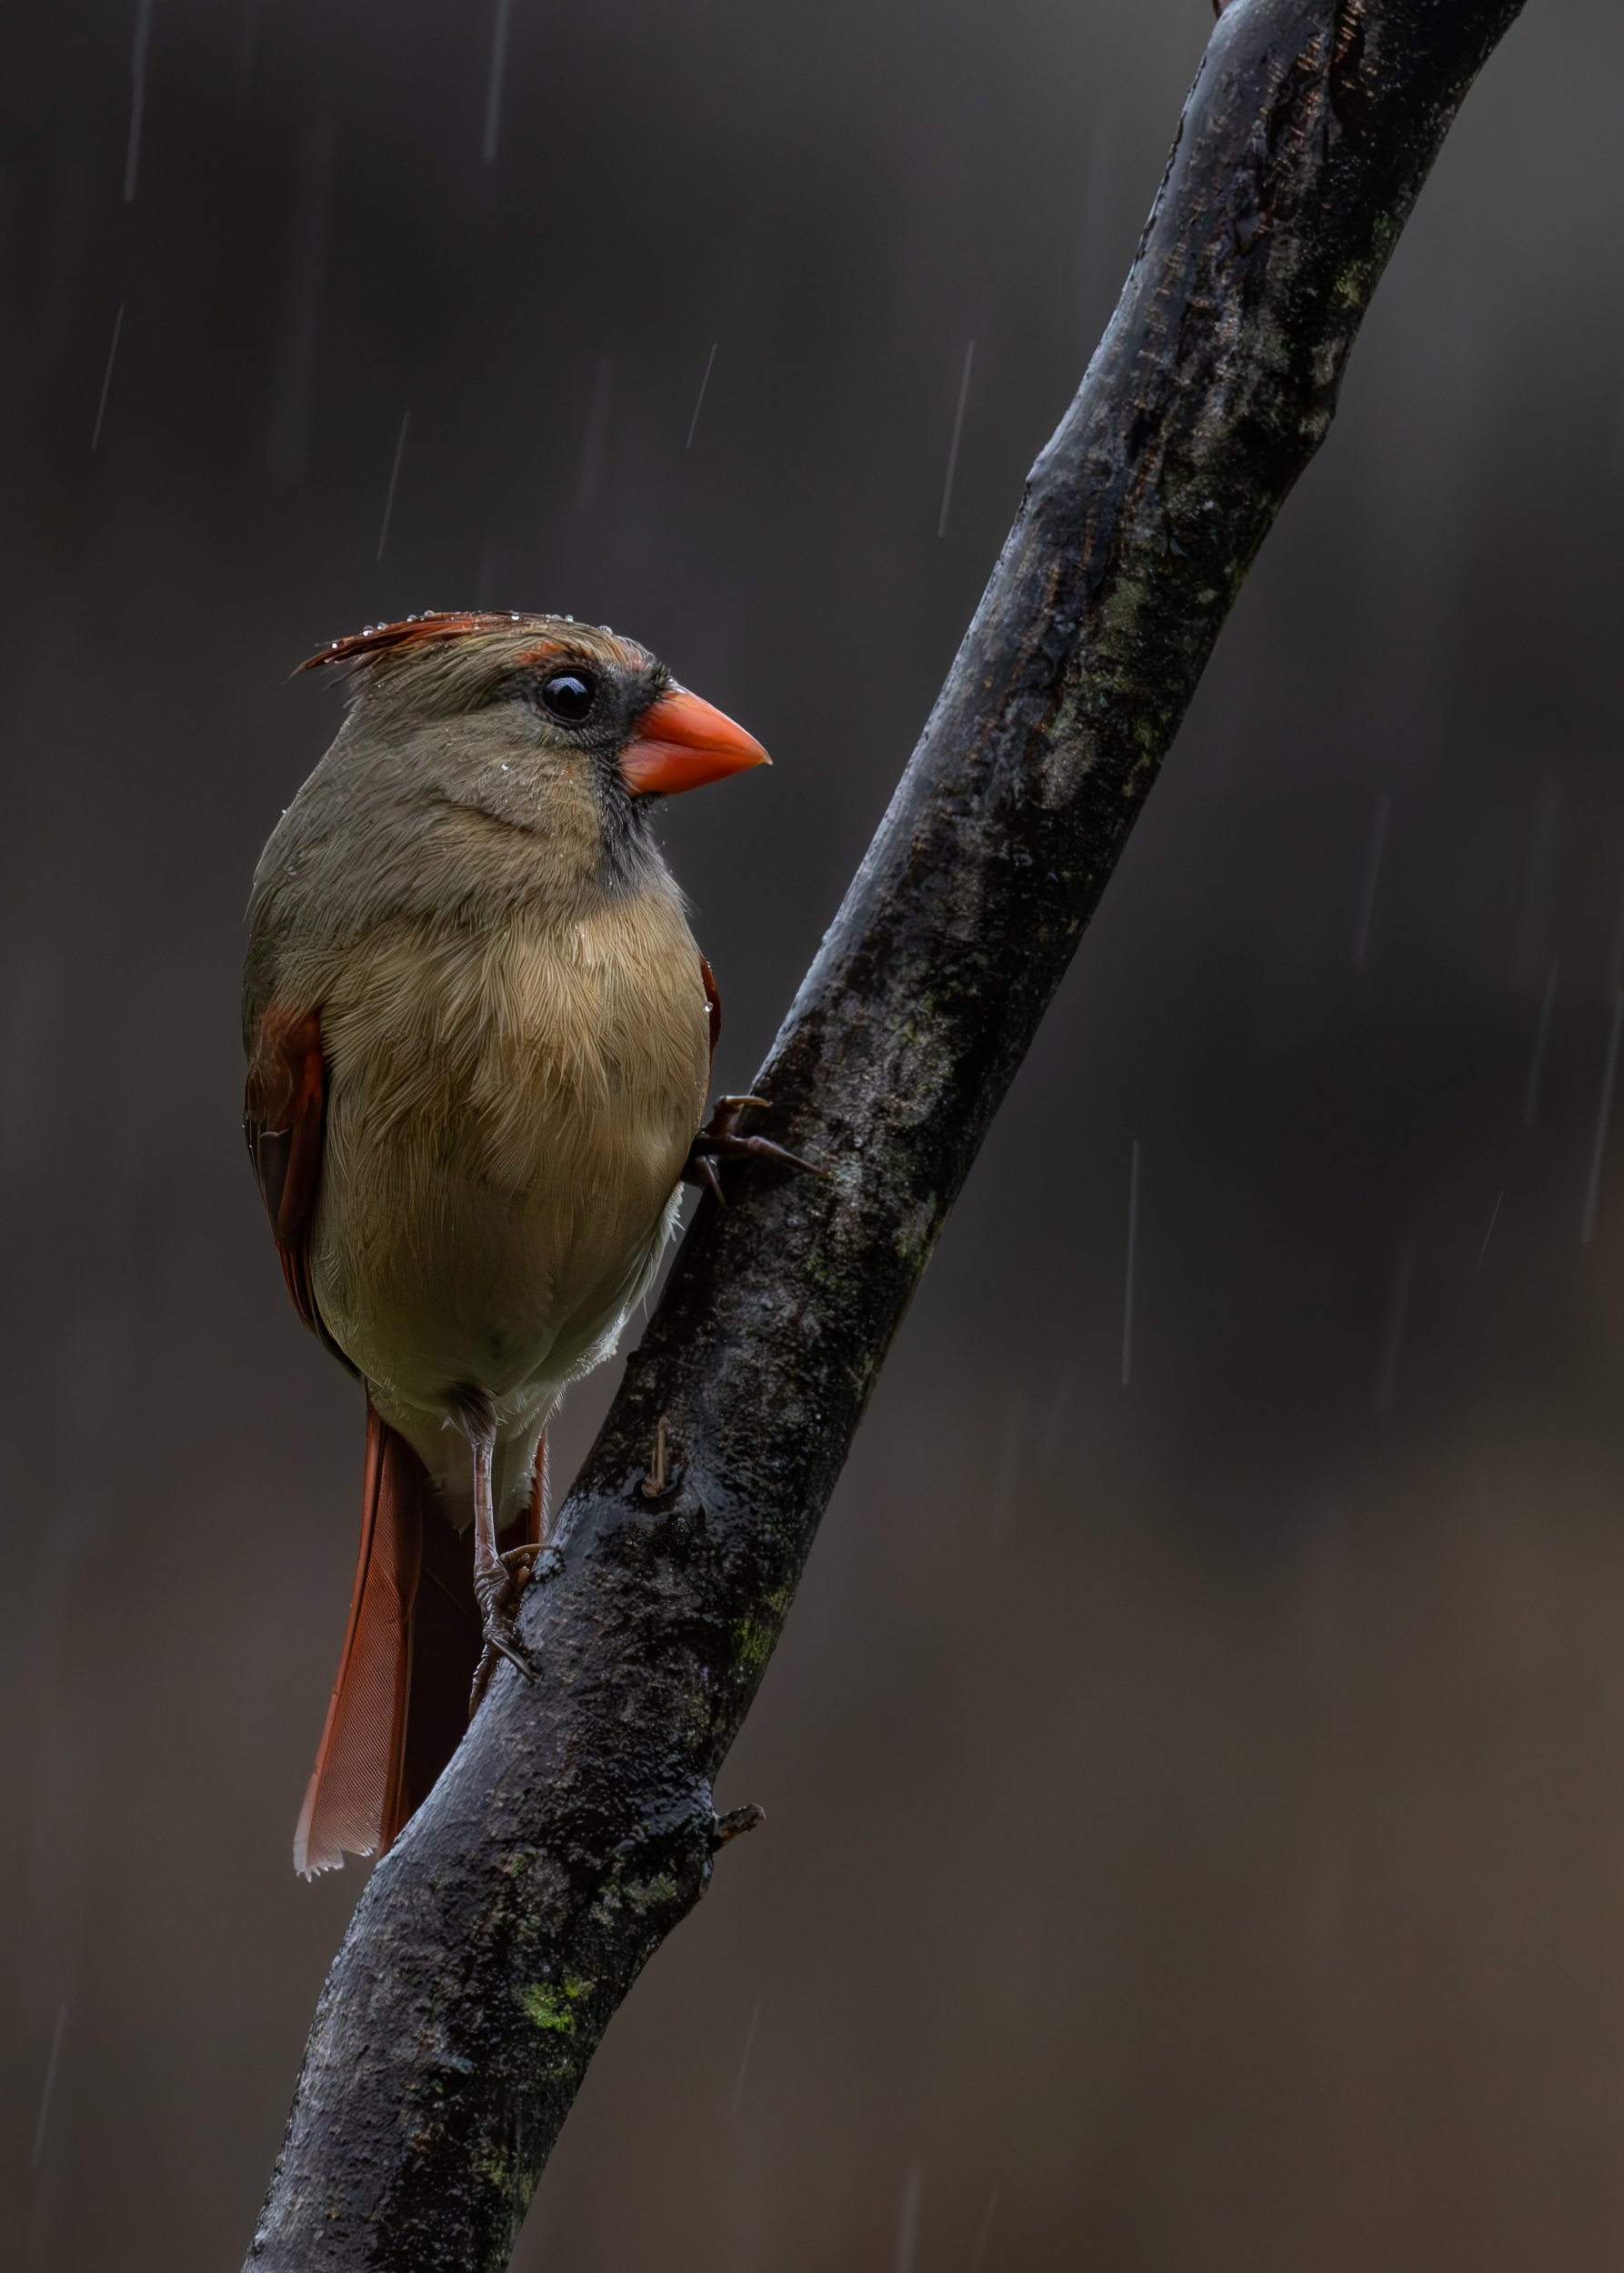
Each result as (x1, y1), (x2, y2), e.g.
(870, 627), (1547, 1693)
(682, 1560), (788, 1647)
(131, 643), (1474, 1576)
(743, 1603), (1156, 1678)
(244, 610), (797, 1874)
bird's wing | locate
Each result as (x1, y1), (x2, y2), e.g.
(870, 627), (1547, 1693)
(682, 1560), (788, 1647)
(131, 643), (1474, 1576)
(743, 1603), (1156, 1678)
(699, 953), (722, 1074)
(244, 1002), (350, 1364)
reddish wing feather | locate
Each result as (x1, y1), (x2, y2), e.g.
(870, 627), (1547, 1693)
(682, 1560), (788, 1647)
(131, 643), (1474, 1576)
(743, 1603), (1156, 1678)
(699, 954), (721, 1071)
(245, 1004), (349, 1363)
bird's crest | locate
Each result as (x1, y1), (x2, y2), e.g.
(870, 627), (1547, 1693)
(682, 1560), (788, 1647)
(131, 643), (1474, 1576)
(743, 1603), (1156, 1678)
(299, 610), (531, 676)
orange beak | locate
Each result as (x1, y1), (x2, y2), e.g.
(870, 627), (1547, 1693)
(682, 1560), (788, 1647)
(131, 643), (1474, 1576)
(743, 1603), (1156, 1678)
(619, 686), (770, 796)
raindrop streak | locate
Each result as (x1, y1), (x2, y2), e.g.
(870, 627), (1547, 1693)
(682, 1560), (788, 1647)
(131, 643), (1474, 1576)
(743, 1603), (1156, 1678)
(90, 305), (125, 451)
(1352, 786), (1390, 965)
(1581, 988), (1624, 1247)
(969, 2189), (1000, 2271)
(896, 2164), (923, 2273)
(576, 358), (613, 515)
(1121, 1138), (1140, 1387)
(376, 410), (410, 562)
(1522, 958), (1559, 1127)
(937, 339), (976, 539)
(1374, 1239), (1415, 1417)
(482, 0), (513, 164)
(729, 1998), (760, 2120)
(1511, 780), (1562, 991)
(31, 2004), (67, 2173)
(1476, 1189), (1504, 1273)
(125, 0), (153, 203)
(686, 342), (718, 450)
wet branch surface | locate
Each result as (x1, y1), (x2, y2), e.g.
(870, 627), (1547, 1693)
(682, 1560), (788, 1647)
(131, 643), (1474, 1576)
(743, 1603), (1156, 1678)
(246, 4), (1528, 2264)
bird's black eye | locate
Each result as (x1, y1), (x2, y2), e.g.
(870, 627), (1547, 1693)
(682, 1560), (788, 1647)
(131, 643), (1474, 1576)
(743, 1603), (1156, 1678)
(539, 668), (597, 724)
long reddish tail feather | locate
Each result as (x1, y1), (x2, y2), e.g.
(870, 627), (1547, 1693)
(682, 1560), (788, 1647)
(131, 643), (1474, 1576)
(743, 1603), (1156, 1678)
(293, 1406), (544, 1877)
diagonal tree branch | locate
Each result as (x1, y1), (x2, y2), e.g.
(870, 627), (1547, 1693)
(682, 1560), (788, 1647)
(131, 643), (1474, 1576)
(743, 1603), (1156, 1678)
(246, 3), (1528, 2263)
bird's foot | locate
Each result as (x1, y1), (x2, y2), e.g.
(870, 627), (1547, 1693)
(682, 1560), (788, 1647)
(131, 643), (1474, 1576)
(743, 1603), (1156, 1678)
(468, 1549), (558, 1715)
(469, 1591), (531, 1715)
(684, 1096), (827, 1203)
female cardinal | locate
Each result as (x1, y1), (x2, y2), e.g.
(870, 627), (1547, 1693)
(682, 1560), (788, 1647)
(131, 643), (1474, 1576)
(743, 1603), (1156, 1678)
(243, 610), (789, 1875)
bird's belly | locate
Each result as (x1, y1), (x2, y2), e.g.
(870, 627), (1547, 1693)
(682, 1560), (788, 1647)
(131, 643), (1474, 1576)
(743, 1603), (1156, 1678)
(318, 1137), (676, 1401)
(306, 907), (708, 1457)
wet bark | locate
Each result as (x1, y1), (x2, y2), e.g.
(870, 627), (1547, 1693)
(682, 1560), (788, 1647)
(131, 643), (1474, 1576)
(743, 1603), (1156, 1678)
(246, 3), (1529, 2264)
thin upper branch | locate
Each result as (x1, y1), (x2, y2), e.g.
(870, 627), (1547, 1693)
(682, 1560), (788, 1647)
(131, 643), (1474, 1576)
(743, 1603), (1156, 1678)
(246, 4), (1528, 2265)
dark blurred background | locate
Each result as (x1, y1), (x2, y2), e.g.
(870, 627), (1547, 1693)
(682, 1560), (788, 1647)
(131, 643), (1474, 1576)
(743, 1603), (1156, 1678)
(4, 0), (1624, 2264)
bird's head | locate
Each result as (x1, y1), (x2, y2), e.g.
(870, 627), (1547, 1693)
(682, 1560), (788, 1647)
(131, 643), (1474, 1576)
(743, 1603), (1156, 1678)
(298, 609), (768, 897)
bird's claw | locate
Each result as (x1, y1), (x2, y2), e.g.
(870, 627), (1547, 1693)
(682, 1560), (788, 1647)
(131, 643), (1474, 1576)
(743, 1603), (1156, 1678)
(684, 1095), (827, 1201)
(468, 1617), (531, 1715)
(500, 1542), (561, 1586)
(689, 1153), (725, 1204)
(467, 1549), (559, 1714)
